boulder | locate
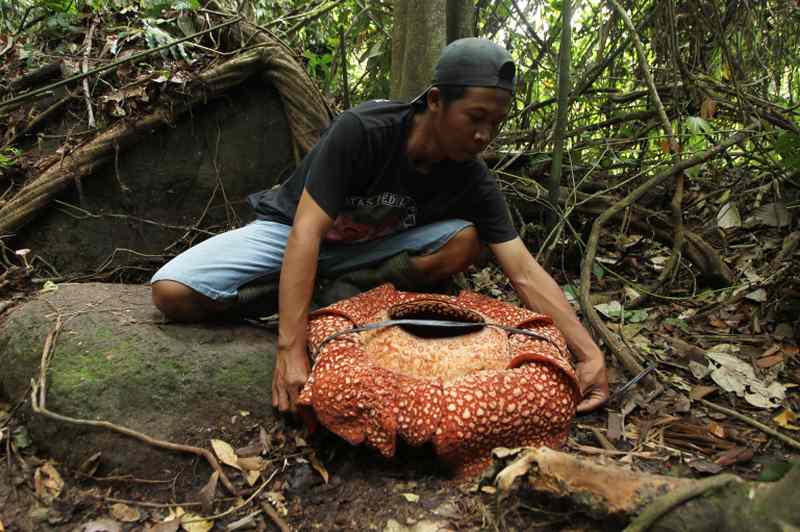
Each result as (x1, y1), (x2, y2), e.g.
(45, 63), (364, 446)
(0, 282), (277, 476)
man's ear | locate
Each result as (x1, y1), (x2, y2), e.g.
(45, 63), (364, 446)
(426, 87), (442, 112)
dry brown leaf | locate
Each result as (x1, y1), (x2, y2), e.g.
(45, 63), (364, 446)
(34, 462), (64, 503)
(180, 512), (213, 532)
(715, 447), (753, 466)
(310, 453), (329, 484)
(197, 471), (219, 515)
(700, 98), (717, 119)
(756, 353), (784, 369)
(79, 452), (102, 477)
(773, 409), (800, 431)
(210, 439), (241, 470)
(144, 520), (180, 532)
(709, 318), (728, 329)
(237, 456), (266, 471)
(110, 503), (141, 523)
(259, 426), (271, 453)
(707, 421), (726, 439)
(81, 519), (123, 532)
(245, 470), (260, 486)
(689, 384), (718, 401)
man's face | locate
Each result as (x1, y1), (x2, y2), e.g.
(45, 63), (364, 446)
(431, 86), (512, 161)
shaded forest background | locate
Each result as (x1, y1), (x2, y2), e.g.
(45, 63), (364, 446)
(1, 2), (800, 530)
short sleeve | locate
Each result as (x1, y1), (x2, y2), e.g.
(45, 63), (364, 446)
(463, 164), (518, 244)
(304, 111), (367, 219)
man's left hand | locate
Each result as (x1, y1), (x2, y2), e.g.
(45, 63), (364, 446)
(575, 356), (609, 413)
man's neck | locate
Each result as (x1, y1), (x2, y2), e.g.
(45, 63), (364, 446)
(406, 111), (444, 173)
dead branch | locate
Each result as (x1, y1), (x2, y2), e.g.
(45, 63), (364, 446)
(699, 399), (800, 452)
(261, 501), (291, 532)
(492, 447), (695, 516)
(491, 447), (800, 531)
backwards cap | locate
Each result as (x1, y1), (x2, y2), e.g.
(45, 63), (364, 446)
(412, 38), (516, 104)
(433, 37), (516, 92)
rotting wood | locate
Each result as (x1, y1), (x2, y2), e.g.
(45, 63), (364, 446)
(491, 446), (800, 530)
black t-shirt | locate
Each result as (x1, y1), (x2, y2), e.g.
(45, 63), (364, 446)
(247, 100), (517, 244)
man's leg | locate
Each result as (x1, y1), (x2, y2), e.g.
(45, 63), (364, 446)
(316, 220), (482, 303)
(150, 220), (291, 321)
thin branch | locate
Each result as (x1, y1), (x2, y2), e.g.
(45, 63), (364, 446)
(579, 123), (758, 378)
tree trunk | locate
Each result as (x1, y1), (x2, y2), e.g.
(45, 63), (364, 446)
(390, 0), (447, 101)
(446, 0), (475, 42)
(544, 0), (573, 254)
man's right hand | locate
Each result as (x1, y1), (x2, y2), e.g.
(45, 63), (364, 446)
(271, 345), (311, 413)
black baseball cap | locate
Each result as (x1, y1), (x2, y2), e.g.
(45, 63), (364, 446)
(412, 38), (516, 104)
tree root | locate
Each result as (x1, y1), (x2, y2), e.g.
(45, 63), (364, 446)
(623, 474), (740, 532)
(29, 315), (241, 496)
(491, 447), (800, 531)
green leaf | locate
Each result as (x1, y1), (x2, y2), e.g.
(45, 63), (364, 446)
(757, 460), (798, 482)
(685, 116), (713, 135)
(592, 261), (605, 280)
(774, 132), (800, 172)
(664, 317), (690, 334)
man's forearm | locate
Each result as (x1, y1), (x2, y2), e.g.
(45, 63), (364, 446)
(510, 263), (603, 363)
(277, 228), (321, 355)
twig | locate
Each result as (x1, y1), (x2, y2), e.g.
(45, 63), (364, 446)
(606, 0), (676, 151)
(624, 474), (740, 532)
(82, 20), (97, 129)
(94, 495), (204, 508)
(699, 399), (800, 451)
(261, 500), (291, 532)
(29, 317), (240, 496)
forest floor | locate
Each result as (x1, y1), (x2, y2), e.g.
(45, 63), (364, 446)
(1, 249), (799, 531)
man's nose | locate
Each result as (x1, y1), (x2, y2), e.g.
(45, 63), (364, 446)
(474, 125), (491, 144)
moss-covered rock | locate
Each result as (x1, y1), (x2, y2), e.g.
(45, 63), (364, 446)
(0, 282), (277, 477)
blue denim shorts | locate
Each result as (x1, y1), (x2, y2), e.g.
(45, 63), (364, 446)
(150, 219), (473, 301)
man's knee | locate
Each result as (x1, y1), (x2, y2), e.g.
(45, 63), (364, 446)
(448, 225), (482, 269)
(151, 280), (211, 321)
(413, 225), (482, 279)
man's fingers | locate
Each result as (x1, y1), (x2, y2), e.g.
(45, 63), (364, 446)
(287, 384), (302, 414)
(276, 386), (291, 412)
(576, 390), (608, 413)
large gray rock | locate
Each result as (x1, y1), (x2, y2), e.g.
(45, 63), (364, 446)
(0, 282), (277, 476)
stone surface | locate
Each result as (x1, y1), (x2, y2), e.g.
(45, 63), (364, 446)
(16, 80), (294, 278)
(0, 282), (277, 476)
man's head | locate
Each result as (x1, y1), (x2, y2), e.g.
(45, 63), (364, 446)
(433, 37), (516, 96)
(417, 38), (516, 161)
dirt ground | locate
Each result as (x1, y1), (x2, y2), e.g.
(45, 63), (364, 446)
(0, 415), (624, 532)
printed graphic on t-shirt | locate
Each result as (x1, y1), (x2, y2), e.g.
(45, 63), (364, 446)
(324, 192), (417, 243)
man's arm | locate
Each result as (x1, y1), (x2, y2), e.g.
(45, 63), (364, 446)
(490, 237), (609, 412)
(272, 189), (334, 413)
